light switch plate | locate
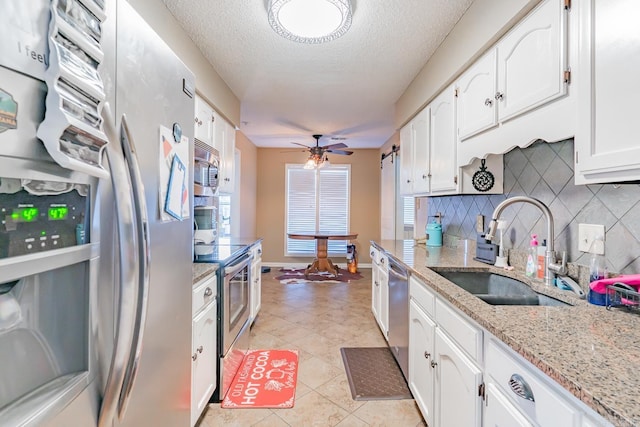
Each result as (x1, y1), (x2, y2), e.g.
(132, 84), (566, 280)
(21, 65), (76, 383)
(476, 215), (484, 233)
(578, 223), (605, 254)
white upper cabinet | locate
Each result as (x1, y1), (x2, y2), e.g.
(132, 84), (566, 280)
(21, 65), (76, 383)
(194, 95), (214, 147)
(430, 85), (458, 194)
(219, 119), (236, 194)
(399, 107), (430, 196)
(575, 0), (640, 184)
(456, 0), (572, 166)
(412, 108), (431, 195)
(496, 0), (567, 123)
(457, 50), (498, 141)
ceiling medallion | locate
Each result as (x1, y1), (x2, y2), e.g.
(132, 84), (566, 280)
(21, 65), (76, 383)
(268, 0), (353, 44)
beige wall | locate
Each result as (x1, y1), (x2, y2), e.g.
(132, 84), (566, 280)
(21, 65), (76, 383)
(395, 0), (540, 128)
(235, 131), (258, 238)
(256, 149), (380, 265)
(127, 0), (240, 126)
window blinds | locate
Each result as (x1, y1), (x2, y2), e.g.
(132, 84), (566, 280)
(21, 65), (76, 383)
(285, 164), (350, 256)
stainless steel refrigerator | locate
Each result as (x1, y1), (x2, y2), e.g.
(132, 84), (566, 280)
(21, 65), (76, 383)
(0, 1), (194, 426)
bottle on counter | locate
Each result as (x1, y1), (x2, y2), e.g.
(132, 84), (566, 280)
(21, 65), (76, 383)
(589, 236), (607, 283)
(537, 239), (546, 280)
(525, 234), (538, 278)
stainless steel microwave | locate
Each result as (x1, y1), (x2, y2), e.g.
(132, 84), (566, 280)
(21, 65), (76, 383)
(194, 139), (219, 197)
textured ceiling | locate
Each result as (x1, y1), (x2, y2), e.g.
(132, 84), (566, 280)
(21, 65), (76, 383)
(161, 0), (474, 149)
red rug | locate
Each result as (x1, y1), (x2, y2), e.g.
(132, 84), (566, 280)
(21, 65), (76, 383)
(221, 349), (298, 409)
(275, 268), (363, 283)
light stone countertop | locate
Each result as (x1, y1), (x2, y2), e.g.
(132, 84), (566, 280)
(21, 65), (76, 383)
(374, 239), (640, 427)
(192, 263), (218, 284)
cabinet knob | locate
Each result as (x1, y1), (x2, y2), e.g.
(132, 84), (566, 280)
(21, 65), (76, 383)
(194, 117), (199, 123)
(430, 360), (438, 368)
(422, 174), (428, 179)
(197, 345), (203, 354)
(495, 91), (504, 101)
(406, 179), (411, 183)
(484, 98), (493, 107)
(192, 353), (198, 361)
(424, 351), (431, 359)
(204, 287), (213, 297)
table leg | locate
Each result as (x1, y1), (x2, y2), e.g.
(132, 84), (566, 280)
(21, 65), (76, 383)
(304, 238), (338, 276)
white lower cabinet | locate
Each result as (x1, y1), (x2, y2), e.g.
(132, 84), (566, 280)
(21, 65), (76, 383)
(435, 329), (483, 427)
(409, 277), (482, 427)
(409, 299), (436, 426)
(191, 302), (216, 424)
(250, 242), (262, 324)
(484, 382), (534, 427)
(370, 249), (389, 340)
(408, 275), (612, 427)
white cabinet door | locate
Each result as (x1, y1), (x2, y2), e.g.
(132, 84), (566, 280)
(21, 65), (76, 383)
(250, 244), (262, 322)
(411, 107), (430, 195)
(399, 123), (414, 196)
(457, 49), (497, 140)
(496, 0), (566, 123)
(378, 267), (389, 341)
(211, 109), (224, 155)
(429, 85), (457, 194)
(409, 300), (436, 427)
(484, 382), (534, 427)
(219, 119), (235, 194)
(575, 0), (640, 184)
(435, 329), (483, 427)
(191, 301), (216, 427)
(194, 96), (213, 146)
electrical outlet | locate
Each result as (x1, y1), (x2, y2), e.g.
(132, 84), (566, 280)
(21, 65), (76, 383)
(476, 215), (484, 233)
(578, 223), (605, 254)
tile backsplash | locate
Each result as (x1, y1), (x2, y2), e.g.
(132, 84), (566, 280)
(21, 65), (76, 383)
(425, 139), (640, 275)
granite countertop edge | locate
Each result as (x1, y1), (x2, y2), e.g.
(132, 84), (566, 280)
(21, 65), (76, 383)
(372, 240), (639, 427)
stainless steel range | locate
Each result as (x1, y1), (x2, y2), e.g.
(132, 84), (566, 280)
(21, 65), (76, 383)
(195, 243), (252, 401)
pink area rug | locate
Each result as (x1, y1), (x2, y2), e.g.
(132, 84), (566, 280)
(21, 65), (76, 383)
(275, 268), (363, 283)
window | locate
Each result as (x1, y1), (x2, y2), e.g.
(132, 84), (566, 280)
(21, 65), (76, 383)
(403, 196), (415, 233)
(285, 164), (350, 256)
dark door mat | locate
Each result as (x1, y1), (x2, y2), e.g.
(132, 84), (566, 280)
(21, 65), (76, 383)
(340, 347), (413, 401)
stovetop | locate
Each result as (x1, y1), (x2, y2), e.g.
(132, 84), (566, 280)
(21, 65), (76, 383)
(193, 243), (250, 265)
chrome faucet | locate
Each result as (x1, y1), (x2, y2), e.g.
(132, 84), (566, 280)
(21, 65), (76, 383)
(485, 196), (567, 286)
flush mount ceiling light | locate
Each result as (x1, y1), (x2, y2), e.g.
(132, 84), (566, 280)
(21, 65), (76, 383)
(268, 0), (353, 44)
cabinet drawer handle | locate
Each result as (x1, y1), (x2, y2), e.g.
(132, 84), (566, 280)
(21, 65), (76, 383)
(508, 374), (535, 402)
(204, 287), (213, 297)
(484, 98), (493, 107)
(197, 346), (203, 354)
(192, 353), (198, 361)
(495, 91), (504, 101)
(423, 351), (431, 359)
(430, 360), (437, 368)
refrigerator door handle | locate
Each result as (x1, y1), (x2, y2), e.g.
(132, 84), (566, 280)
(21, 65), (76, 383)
(98, 104), (140, 427)
(117, 114), (151, 419)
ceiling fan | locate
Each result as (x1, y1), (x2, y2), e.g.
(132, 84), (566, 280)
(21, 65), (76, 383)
(291, 134), (354, 157)
(292, 134), (353, 169)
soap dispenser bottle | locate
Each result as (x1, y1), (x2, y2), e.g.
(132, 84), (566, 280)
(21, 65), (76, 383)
(525, 234), (538, 278)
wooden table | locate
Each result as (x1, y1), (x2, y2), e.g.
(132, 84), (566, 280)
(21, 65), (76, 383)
(287, 233), (358, 276)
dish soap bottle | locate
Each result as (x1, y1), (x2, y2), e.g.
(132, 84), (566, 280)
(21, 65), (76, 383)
(525, 234), (538, 278)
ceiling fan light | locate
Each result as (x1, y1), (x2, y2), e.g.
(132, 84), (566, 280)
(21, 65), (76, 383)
(268, 0), (353, 44)
(304, 157), (317, 169)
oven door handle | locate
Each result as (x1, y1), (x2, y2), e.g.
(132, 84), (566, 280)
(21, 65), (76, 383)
(224, 254), (252, 278)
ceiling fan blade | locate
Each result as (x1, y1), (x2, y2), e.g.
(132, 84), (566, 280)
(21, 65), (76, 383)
(320, 142), (348, 150)
(326, 149), (353, 155)
(291, 142), (311, 148)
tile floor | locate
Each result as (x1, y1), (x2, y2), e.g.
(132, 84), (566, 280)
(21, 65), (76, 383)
(198, 268), (426, 427)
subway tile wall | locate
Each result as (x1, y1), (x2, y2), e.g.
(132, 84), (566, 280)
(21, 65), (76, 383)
(426, 139), (640, 275)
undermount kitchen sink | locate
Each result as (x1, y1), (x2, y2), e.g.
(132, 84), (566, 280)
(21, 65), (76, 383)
(433, 270), (571, 307)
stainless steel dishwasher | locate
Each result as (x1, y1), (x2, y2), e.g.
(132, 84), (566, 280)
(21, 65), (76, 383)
(387, 256), (409, 380)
